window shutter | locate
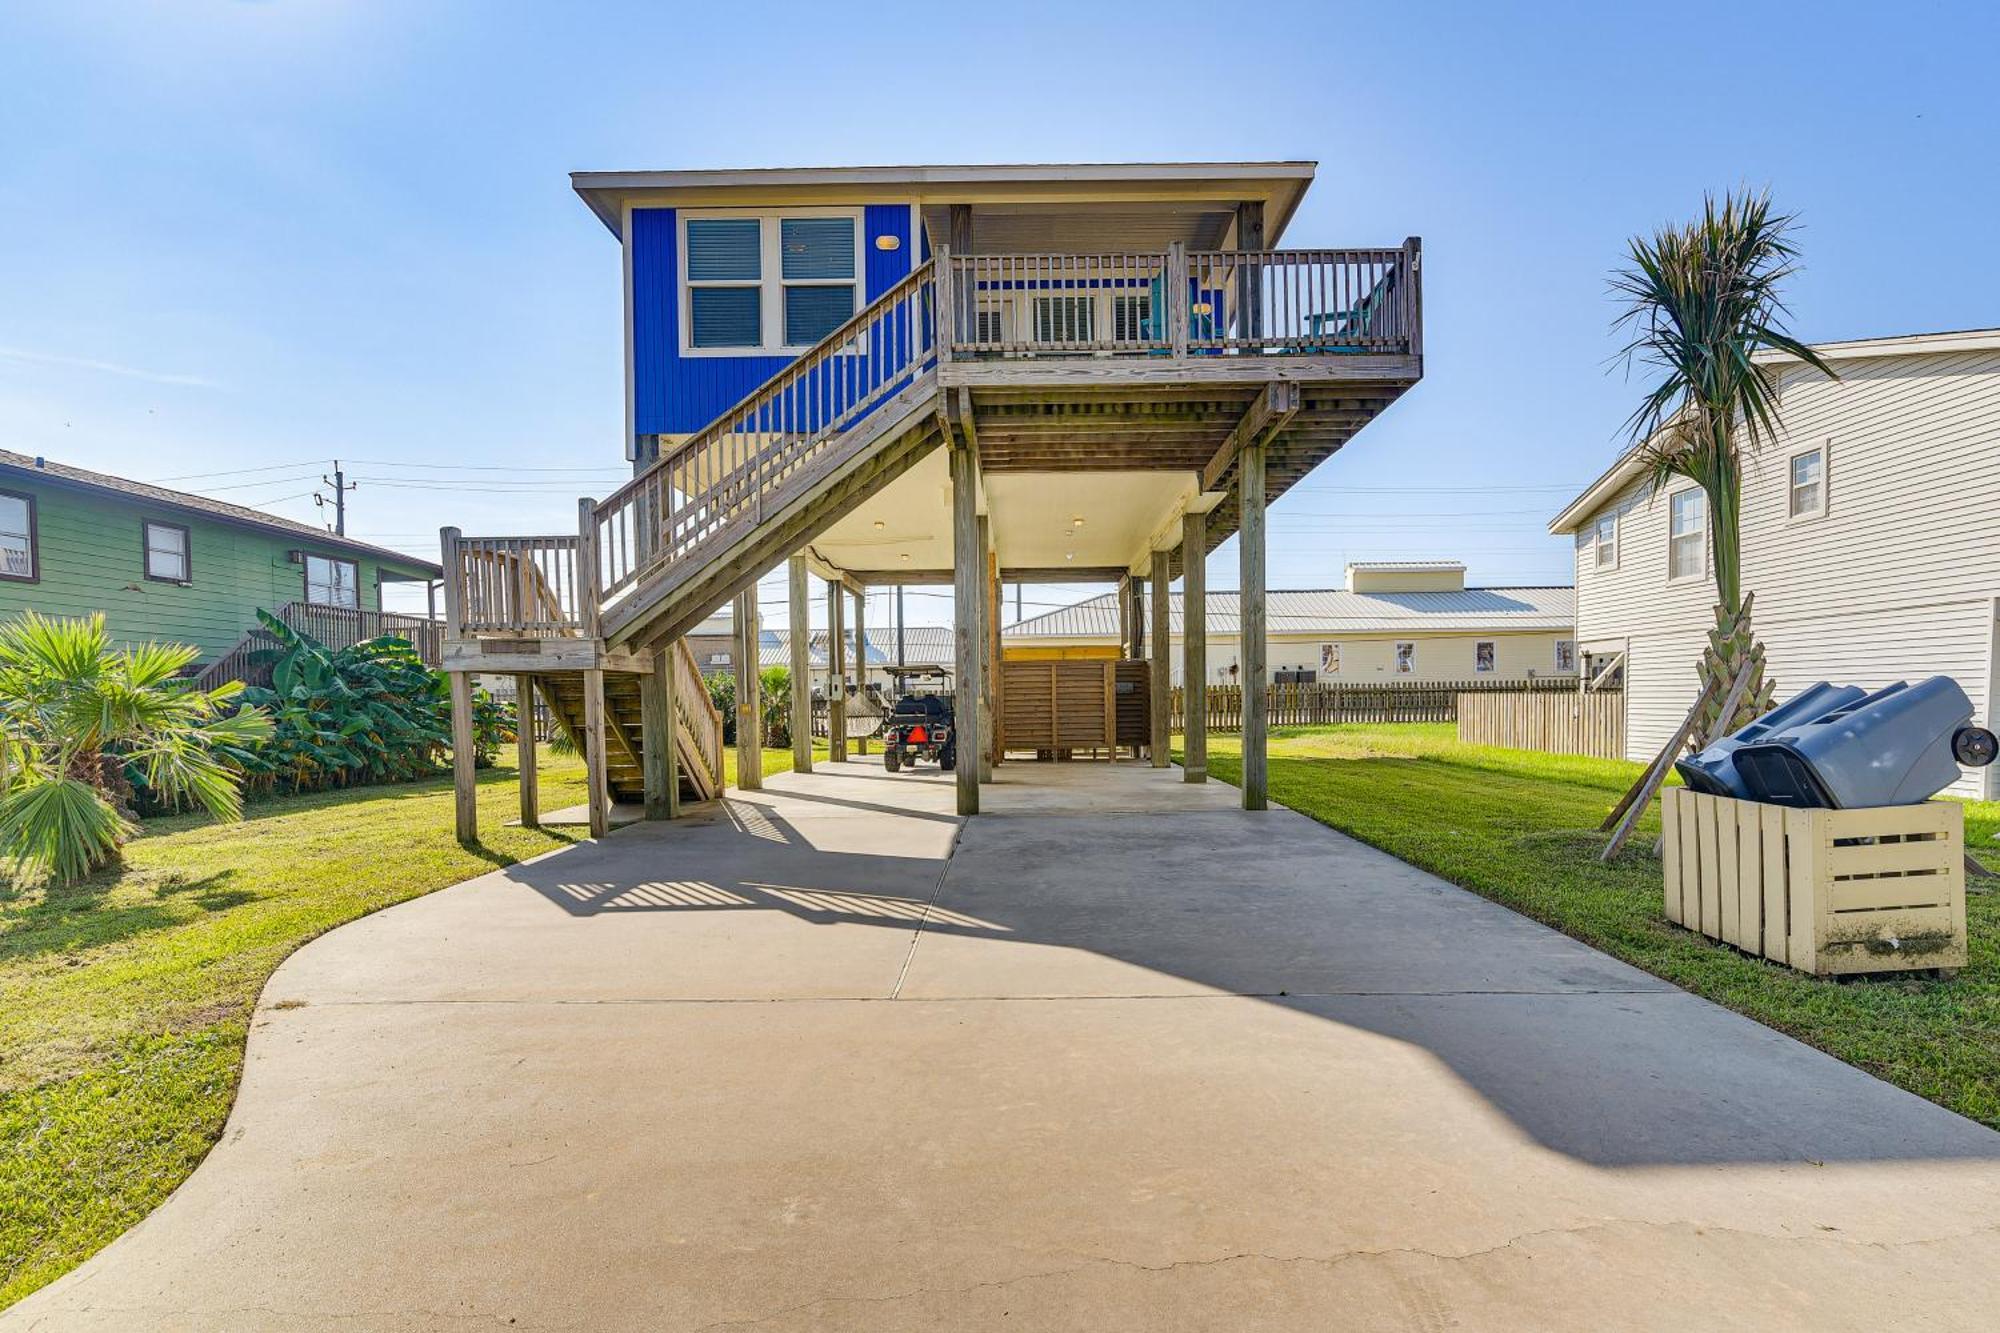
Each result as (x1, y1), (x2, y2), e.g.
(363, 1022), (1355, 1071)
(686, 219), (761, 281)
(780, 218), (856, 280)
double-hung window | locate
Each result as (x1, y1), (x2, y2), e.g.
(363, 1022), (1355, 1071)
(1034, 294), (1095, 345)
(1474, 641), (1496, 673)
(0, 490), (35, 582)
(1789, 445), (1827, 518)
(683, 213), (860, 353)
(304, 554), (359, 609)
(1555, 639), (1577, 673)
(1592, 513), (1618, 569)
(143, 521), (190, 583)
(1395, 642), (1416, 674)
(1668, 488), (1707, 580)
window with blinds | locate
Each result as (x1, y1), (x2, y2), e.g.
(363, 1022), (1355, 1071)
(684, 214), (860, 352)
(1034, 295), (1094, 344)
(687, 218), (763, 348)
(1112, 293), (1152, 342)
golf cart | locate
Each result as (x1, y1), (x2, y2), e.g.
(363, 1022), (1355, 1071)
(881, 666), (956, 773)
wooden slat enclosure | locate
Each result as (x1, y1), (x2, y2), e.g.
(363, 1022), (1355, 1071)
(1001, 659), (1149, 758)
(1168, 679), (1581, 732)
(1456, 690), (1624, 759)
(1662, 789), (1967, 977)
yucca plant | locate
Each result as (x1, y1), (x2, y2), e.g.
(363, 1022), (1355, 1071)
(1611, 189), (1836, 741)
(0, 612), (270, 883)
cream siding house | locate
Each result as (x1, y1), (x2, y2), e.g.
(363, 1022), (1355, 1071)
(1551, 328), (2000, 797)
(1006, 562), (1576, 686)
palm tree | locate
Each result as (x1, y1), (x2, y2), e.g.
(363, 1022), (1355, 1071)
(0, 612), (270, 883)
(1611, 189), (1836, 740)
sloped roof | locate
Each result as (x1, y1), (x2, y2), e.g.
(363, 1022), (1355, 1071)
(0, 450), (441, 576)
(756, 627), (957, 669)
(1005, 586), (1575, 640)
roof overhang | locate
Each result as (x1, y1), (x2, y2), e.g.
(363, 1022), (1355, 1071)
(1547, 325), (2000, 534)
(571, 161), (1315, 247)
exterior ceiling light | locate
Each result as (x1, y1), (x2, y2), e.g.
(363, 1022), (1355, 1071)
(1071, 517), (1084, 527)
(873, 519), (886, 529)
(1065, 552), (1074, 560)
(900, 552), (910, 561)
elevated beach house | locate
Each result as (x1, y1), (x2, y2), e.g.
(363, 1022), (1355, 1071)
(0, 450), (442, 674)
(1550, 327), (2000, 797)
(439, 162), (1423, 830)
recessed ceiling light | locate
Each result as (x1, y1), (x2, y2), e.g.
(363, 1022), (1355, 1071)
(873, 520), (886, 530)
(1065, 552), (1074, 560)
(900, 552), (910, 561)
(1071, 517), (1084, 527)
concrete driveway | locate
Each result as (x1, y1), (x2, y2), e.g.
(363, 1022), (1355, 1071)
(11, 758), (2000, 1330)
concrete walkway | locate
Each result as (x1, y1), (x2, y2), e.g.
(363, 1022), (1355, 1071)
(12, 758), (2000, 1330)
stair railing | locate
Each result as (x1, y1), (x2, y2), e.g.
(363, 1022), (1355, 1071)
(590, 260), (940, 615)
(673, 636), (723, 794)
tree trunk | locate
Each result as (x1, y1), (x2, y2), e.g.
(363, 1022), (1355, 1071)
(1693, 594), (1774, 747)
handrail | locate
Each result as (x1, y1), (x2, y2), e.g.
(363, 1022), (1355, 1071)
(450, 535), (584, 636)
(673, 636), (723, 794)
(1185, 247), (1417, 353)
(590, 261), (940, 609)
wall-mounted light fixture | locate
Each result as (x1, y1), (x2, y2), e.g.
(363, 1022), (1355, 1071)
(874, 234), (902, 252)
(1191, 301), (1214, 316)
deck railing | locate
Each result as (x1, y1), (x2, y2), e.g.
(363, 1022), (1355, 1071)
(591, 261), (939, 614)
(449, 535), (585, 635)
(443, 242), (1421, 640)
(193, 601), (445, 689)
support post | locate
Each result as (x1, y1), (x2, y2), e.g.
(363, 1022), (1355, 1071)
(1151, 547), (1172, 768)
(977, 514), (995, 781)
(735, 586), (762, 791)
(1117, 575), (1133, 659)
(582, 667), (611, 838)
(1240, 437), (1268, 811)
(1182, 510), (1208, 783)
(449, 670), (477, 843)
(514, 672), (539, 826)
(641, 649), (673, 819)
(987, 542), (1001, 771)
(951, 426), (982, 816)
(789, 555), (812, 773)
(851, 586), (868, 755)
(827, 577), (847, 763)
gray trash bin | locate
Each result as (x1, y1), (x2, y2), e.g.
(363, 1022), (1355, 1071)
(1675, 681), (1866, 799)
(1733, 676), (1995, 808)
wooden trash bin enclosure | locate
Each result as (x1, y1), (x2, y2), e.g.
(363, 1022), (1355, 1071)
(1661, 788), (1967, 977)
(1001, 659), (1149, 759)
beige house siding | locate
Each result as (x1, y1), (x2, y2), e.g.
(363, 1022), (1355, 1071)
(1203, 630), (1571, 686)
(1568, 346), (2000, 797)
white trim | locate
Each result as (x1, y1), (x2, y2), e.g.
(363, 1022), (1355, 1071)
(1590, 511), (1619, 571)
(1785, 438), (1830, 522)
(1665, 485), (1708, 584)
(677, 207), (864, 357)
(622, 199), (636, 462)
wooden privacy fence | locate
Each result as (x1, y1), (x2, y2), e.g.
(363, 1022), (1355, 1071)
(1169, 678), (1578, 732)
(1456, 689), (1625, 759)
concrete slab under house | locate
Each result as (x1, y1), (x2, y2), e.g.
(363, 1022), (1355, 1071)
(436, 161), (1424, 832)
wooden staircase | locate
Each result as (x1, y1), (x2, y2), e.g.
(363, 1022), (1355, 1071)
(533, 642), (724, 803)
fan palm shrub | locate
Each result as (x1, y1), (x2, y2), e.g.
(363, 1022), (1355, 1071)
(0, 612), (270, 883)
(1611, 189), (1836, 741)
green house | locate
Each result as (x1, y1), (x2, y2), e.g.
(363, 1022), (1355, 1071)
(0, 450), (442, 669)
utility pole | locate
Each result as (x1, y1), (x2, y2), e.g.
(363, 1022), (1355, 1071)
(317, 460), (357, 536)
(1015, 583), (1022, 624)
(896, 584), (906, 670)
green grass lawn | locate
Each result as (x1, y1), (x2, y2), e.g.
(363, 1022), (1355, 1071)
(1193, 724), (2000, 1131)
(0, 745), (800, 1308)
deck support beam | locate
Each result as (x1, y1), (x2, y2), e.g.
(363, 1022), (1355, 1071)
(1240, 436), (1268, 811)
(978, 515), (995, 780)
(851, 586), (867, 755)
(582, 667), (611, 837)
(951, 414), (982, 816)
(827, 577), (847, 762)
(1182, 509), (1208, 783)
(641, 647), (676, 819)
(789, 555), (813, 773)
(514, 673), (538, 826)
(449, 670), (477, 843)
(735, 585), (762, 790)
(1150, 546), (1172, 768)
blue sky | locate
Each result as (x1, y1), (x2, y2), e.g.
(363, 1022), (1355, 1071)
(1, 0), (1993, 624)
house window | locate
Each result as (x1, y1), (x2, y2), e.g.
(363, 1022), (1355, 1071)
(1668, 488), (1707, 580)
(304, 554), (359, 609)
(683, 212), (860, 353)
(1555, 639), (1576, 673)
(1034, 294), (1095, 344)
(1789, 445), (1827, 518)
(0, 490), (35, 582)
(973, 306), (1009, 346)
(1592, 513), (1618, 569)
(143, 521), (190, 583)
(1474, 641), (1495, 673)
(1112, 293), (1152, 342)
(1395, 642), (1416, 674)
(1319, 642), (1340, 675)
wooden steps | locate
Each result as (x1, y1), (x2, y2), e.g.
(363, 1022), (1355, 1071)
(537, 669), (720, 804)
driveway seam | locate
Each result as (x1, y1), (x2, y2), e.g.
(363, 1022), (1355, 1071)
(888, 808), (967, 1000)
(278, 988), (1681, 1008)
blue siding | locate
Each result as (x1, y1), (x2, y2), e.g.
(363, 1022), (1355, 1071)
(632, 203), (915, 439)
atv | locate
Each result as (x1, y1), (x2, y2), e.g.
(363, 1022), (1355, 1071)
(880, 666), (956, 773)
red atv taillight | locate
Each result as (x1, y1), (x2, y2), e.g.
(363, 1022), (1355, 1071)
(907, 725), (927, 744)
